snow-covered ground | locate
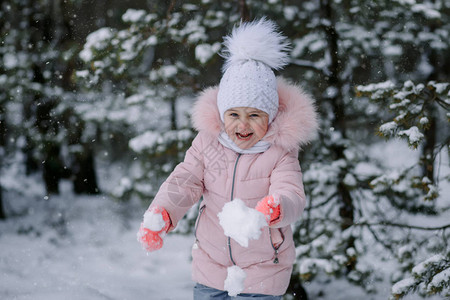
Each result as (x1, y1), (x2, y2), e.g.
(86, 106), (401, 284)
(0, 182), (194, 300)
(0, 141), (447, 299)
(0, 189), (441, 300)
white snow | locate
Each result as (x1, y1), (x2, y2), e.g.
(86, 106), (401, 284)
(149, 65), (178, 81)
(411, 4), (441, 19)
(129, 129), (194, 154)
(1, 141), (447, 300)
(0, 183), (194, 300)
(379, 121), (397, 135)
(75, 70), (89, 78)
(419, 117), (429, 125)
(283, 6), (299, 21)
(129, 130), (160, 153)
(120, 35), (139, 61)
(121, 9), (146, 23)
(79, 27), (115, 62)
(195, 42), (221, 64)
(429, 81), (449, 94)
(160, 65), (178, 78)
(143, 210), (165, 231)
(398, 126), (424, 145)
(357, 80), (395, 99)
(146, 35), (158, 46)
(343, 173), (357, 187)
(0, 178), (443, 299)
(217, 199), (267, 248)
(382, 43), (403, 56)
(427, 267), (450, 293)
(391, 277), (415, 296)
(412, 254), (444, 276)
(299, 258), (336, 275)
(3, 52), (18, 69)
(224, 265), (246, 297)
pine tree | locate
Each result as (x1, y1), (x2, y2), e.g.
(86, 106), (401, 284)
(0, 0), (100, 196)
(76, 1), (240, 204)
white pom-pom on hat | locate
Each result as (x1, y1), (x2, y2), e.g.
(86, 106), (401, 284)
(217, 18), (291, 124)
(221, 17), (291, 73)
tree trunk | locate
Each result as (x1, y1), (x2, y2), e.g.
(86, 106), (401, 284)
(170, 97), (177, 131)
(321, 0), (356, 270)
(421, 35), (440, 183)
(0, 104), (6, 219)
(58, 1), (101, 195)
(42, 141), (64, 194)
(27, 4), (66, 194)
(0, 103), (6, 147)
(286, 274), (309, 300)
(239, 0), (250, 22)
(421, 107), (436, 182)
(72, 145), (100, 195)
(0, 184), (5, 220)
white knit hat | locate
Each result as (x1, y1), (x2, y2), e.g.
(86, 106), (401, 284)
(217, 18), (290, 123)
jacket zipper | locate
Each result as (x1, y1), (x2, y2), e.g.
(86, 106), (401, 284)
(269, 228), (285, 264)
(194, 204), (206, 242)
(228, 153), (242, 265)
(227, 153), (282, 265)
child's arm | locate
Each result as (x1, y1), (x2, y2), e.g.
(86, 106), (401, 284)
(264, 150), (306, 228)
(147, 133), (206, 229)
(138, 134), (206, 252)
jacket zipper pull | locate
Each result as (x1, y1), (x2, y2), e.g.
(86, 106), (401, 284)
(273, 249), (279, 264)
(193, 239), (199, 250)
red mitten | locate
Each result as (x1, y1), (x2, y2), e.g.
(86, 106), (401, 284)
(137, 206), (171, 252)
(255, 195), (281, 226)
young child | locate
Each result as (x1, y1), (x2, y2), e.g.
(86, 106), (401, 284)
(137, 18), (318, 299)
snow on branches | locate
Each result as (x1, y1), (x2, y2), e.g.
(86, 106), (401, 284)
(390, 253), (450, 299)
(356, 80), (449, 149)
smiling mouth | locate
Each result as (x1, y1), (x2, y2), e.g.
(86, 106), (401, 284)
(236, 132), (253, 140)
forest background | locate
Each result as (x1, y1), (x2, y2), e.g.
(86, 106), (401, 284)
(0, 0), (449, 299)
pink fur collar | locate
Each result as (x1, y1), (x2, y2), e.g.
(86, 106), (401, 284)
(191, 77), (318, 152)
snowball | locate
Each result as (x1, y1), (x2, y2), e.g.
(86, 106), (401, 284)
(224, 266), (246, 296)
(217, 199), (267, 247)
(143, 210), (165, 231)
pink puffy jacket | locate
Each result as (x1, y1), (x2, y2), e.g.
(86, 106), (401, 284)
(149, 77), (318, 296)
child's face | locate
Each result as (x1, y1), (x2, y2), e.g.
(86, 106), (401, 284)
(223, 107), (269, 149)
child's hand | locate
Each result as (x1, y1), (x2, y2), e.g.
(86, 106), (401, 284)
(137, 206), (171, 252)
(255, 195), (281, 226)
